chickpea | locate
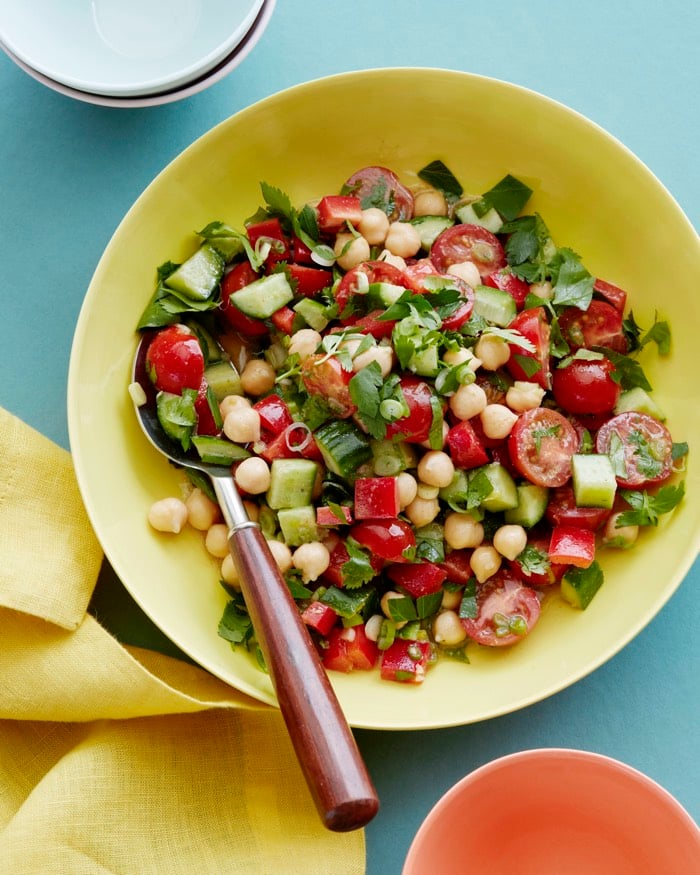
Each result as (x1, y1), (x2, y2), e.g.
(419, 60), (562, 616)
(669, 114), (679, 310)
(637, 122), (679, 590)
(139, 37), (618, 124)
(384, 222), (422, 258)
(474, 334), (511, 370)
(147, 497), (188, 534)
(433, 610), (468, 647)
(377, 249), (407, 270)
(223, 406), (261, 444)
(417, 450), (455, 488)
(292, 541), (331, 583)
(288, 328), (322, 360)
(234, 457), (271, 495)
(364, 613), (384, 642)
(492, 524), (528, 561)
(480, 403), (518, 440)
(447, 261), (481, 288)
(266, 539), (293, 573)
(219, 394), (251, 419)
(358, 207), (390, 245)
(405, 495), (440, 527)
(413, 189), (448, 217)
(205, 523), (230, 559)
(441, 587), (462, 611)
(530, 280), (553, 300)
(449, 382), (487, 420)
(396, 471), (418, 509)
(334, 232), (371, 271)
(221, 554), (240, 588)
(443, 346), (481, 370)
(444, 511), (484, 549)
(186, 488), (221, 530)
(353, 344), (394, 378)
(240, 358), (276, 396)
(602, 512), (640, 548)
(416, 482), (440, 500)
(506, 381), (546, 413)
(470, 545), (502, 583)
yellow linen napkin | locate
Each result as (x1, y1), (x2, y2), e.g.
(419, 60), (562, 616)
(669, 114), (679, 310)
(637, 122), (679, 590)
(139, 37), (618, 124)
(0, 407), (365, 874)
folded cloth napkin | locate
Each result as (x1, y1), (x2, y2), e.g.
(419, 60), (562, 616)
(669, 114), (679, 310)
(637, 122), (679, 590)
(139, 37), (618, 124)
(0, 408), (365, 874)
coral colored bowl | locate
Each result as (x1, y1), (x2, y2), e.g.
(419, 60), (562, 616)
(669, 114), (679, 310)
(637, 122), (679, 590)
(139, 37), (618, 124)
(403, 749), (700, 875)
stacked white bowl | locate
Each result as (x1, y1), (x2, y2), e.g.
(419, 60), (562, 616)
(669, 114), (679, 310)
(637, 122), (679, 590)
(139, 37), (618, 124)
(0, 0), (275, 106)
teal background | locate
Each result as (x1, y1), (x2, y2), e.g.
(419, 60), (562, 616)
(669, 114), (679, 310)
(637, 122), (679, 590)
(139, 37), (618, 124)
(1, 1), (698, 870)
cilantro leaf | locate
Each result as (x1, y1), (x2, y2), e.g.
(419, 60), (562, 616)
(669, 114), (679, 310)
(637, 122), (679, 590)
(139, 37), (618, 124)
(515, 544), (551, 578)
(218, 599), (252, 645)
(639, 315), (672, 355)
(502, 213), (553, 283)
(414, 523), (446, 563)
(417, 159), (464, 202)
(349, 361), (386, 439)
(596, 347), (653, 392)
(616, 481), (685, 527)
(458, 579), (478, 620)
(320, 584), (374, 617)
(480, 174), (533, 221)
(550, 248), (594, 310)
(416, 591), (444, 620)
(672, 441), (689, 461)
(339, 538), (378, 589)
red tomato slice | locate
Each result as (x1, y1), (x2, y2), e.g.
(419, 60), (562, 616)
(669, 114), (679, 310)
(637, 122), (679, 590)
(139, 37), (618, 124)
(343, 165), (414, 220)
(437, 274), (475, 330)
(430, 224), (506, 278)
(446, 420), (490, 469)
(252, 394), (294, 437)
(402, 257), (438, 292)
(483, 267), (530, 309)
(593, 277), (627, 312)
(508, 407), (579, 488)
(545, 486), (611, 531)
(220, 262), (269, 336)
(301, 354), (356, 418)
(595, 411), (674, 488)
(385, 561), (448, 598)
(349, 310), (396, 339)
(558, 300), (627, 352)
(461, 571), (541, 647)
(505, 306), (552, 390)
(270, 305), (296, 335)
(552, 356), (620, 415)
(384, 376), (435, 443)
(350, 519), (416, 563)
(145, 325), (205, 394)
(335, 260), (410, 318)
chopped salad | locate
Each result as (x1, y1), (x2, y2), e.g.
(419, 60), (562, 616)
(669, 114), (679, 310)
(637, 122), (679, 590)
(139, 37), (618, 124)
(133, 161), (687, 684)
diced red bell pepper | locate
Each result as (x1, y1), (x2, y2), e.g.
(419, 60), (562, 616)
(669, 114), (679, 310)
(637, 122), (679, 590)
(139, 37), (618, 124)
(317, 195), (363, 233)
(292, 235), (314, 264)
(354, 477), (400, 520)
(194, 381), (221, 436)
(288, 263), (333, 297)
(322, 541), (383, 588)
(301, 601), (338, 637)
(548, 525), (596, 568)
(256, 428), (322, 464)
(593, 277), (627, 312)
(316, 505), (354, 526)
(438, 549), (473, 584)
(380, 639), (433, 684)
(446, 420), (490, 469)
(270, 305), (296, 335)
(322, 625), (379, 673)
(349, 310), (396, 340)
(385, 561), (448, 598)
(253, 394), (294, 437)
(246, 217), (291, 267)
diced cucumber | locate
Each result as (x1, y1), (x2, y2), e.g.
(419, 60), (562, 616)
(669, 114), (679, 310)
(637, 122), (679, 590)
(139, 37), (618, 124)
(571, 454), (617, 508)
(504, 483), (549, 527)
(614, 387), (666, 421)
(229, 272), (294, 320)
(156, 390), (197, 448)
(277, 505), (319, 546)
(366, 282), (407, 308)
(479, 463), (519, 512)
(410, 215), (454, 249)
(204, 359), (242, 401)
(408, 342), (440, 377)
(455, 202), (504, 233)
(370, 439), (416, 476)
(267, 459), (319, 509)
(191, 435), (251, 465)
(474, 285), (516, 327)
(314, 420), (372, 477)
(184, 319), (222, 364)
(207, 235), (244, 262)
(164, 244), (224, 301)
(561, 561), (604, 610)
(293, 298), (330, 331)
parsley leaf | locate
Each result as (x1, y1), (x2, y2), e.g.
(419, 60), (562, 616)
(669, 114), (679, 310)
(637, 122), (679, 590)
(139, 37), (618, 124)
(622, 311), (671, 356)
(458, 579), (478, 620)
(596, 347), (653, 392)
(616, 481), (685, 527)
(340, 538), (378, 589)
(502, 213), (553, 283)
(349, 361), (386, 439)
(672, 441), (689, 461)
(414, 523), (446, 563)
(218, 598), (252, 645)
(550, 248), (595, 310)
(480, 174), (533, 221)
(320, 584), (374, 617)
(515, 544), (551, 578)
(417, 159), (464, 202)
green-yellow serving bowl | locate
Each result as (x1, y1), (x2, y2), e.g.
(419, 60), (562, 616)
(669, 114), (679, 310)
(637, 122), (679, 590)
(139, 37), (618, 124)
(68, 68), (700, 729)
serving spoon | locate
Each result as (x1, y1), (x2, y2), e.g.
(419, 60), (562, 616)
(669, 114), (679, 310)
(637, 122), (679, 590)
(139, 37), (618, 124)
(131, 334), (379, 832)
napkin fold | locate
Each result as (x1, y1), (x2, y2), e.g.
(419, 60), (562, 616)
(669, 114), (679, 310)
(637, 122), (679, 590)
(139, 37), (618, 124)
(0, 407), (365, 874)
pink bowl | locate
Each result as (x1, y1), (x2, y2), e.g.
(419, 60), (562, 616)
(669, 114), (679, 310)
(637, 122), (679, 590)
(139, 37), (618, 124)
(403, 749), (699, 875)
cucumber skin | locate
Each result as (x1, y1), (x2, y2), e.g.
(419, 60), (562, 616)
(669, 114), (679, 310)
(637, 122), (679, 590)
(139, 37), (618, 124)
(230, 272), (294, 320)
(314, 420), (372, 477)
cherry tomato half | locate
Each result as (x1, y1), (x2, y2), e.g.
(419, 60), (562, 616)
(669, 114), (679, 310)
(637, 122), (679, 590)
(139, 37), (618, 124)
(461, 571), (541, 647)
(595, 411), (674, 488)
(545, 486), (611, 532)
(350, 518), (416, 563)
(301, 354), (356, 418)
(342, 165), (414, 220)
(558, 300), (627, 352)
(145, 325), (205, 394)
(508, 407), (579, 488)
(505, 306), (552, 390)
(483, 267), (530, 309)
(335, 260), (410, 319)
(384, 376), (435, 443)
(552, 356), (620, 415)
(430, 224), (506, 279)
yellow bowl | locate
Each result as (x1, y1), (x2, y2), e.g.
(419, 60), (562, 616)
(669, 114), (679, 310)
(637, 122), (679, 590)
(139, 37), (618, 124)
(68, 68), (700, 729)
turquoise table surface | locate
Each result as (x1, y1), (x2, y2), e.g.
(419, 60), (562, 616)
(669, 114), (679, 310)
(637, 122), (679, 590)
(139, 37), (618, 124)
(1, 1), (698, 871)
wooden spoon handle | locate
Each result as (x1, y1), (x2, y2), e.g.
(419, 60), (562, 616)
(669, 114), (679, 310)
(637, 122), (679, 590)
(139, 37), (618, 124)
(228, 523), (379, 832)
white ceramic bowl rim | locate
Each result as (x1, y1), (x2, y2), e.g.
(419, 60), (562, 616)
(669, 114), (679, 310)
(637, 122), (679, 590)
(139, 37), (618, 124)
(0, 0), (275, 108)
(0, 0), (264, 96)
